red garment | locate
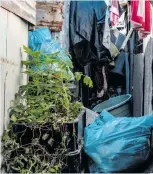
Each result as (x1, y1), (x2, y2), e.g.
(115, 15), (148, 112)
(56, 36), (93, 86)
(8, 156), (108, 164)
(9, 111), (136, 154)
(110, 0), (119, 26)
(131, 0), (143, 28)
(131, 0), (151, 38)
(144, 0), (151, 34)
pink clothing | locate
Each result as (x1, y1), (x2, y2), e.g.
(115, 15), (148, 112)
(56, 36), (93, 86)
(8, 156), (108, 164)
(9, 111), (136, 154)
(131, 0), (151, 39)
(110, 0), (119, 26)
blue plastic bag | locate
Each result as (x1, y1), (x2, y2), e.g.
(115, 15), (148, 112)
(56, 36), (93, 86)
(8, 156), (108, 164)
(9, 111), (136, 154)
(29, 27), (70, 61)
(28, 27), (72, 74)
(84, 110), (153, 173)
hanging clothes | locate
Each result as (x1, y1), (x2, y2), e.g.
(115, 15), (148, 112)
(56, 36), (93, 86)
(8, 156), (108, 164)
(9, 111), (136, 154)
(103, 7), (111, 52)
(131, 0), (143, 28)
(110, 0), (120, 26)
(69, 1), (112, 68)
(96, 66), (108, 98)
(131, 0), (151, 39)
(143, 0), (151, 34)
(69, 1), (113, 107)
(103, 6), (120, 58)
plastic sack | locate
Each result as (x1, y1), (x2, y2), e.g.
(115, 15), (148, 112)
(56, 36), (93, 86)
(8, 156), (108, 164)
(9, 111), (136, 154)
(29, 27), (70, 61)
(84, 110), (153, 173)
(28, 27), (73, 77)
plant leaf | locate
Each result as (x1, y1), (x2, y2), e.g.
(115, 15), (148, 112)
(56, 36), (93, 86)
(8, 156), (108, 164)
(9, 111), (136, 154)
(75, 72), (82, 81)
(23, 45), (31, 54)
(10, 115), (17, 122)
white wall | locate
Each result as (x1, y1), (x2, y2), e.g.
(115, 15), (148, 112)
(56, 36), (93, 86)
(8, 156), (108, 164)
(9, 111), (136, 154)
(0, 7), (28, 164)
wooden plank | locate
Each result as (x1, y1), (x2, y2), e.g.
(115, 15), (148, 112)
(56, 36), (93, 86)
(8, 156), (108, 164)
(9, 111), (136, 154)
(0, 0), (36, 25)
(133, 53), (144, 117)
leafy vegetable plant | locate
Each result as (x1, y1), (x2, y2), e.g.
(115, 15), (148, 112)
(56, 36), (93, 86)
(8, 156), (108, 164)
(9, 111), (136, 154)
(1, 46), (92, 173)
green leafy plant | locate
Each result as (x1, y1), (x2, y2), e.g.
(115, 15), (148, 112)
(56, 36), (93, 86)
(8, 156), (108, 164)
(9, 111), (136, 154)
(1, 46), (93, 173)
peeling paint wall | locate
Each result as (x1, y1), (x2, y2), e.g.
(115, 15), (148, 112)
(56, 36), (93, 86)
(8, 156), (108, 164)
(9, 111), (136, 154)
(36, 1), (63, 32)
(36, 0), (64, 47)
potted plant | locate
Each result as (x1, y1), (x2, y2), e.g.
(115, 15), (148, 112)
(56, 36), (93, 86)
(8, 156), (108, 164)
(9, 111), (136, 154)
(1, 46), (92, 173)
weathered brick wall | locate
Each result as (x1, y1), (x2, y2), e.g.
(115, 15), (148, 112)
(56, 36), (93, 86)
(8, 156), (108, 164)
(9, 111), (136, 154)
(36, 1), (64, 32)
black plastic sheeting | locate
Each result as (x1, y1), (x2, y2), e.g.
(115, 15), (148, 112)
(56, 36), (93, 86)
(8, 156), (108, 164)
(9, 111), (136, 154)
(69, 1), (112, 68)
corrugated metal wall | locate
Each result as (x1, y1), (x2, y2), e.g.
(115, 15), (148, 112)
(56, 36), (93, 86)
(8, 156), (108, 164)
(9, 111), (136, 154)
(0, 7), (28, 139)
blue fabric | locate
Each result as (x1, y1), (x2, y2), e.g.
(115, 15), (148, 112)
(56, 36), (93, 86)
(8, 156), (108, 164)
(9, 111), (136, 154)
(84, 110), (153, 173)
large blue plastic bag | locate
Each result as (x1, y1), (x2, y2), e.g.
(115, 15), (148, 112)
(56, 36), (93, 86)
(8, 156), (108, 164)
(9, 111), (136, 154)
(28, 27), (73, 77)
(84, 110), (153, 173)
(29, 27), (70, 61)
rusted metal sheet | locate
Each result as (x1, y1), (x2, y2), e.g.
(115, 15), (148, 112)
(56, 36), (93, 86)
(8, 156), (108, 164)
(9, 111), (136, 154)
(36, 1), (63, 32)
(0, 0), (36, 25)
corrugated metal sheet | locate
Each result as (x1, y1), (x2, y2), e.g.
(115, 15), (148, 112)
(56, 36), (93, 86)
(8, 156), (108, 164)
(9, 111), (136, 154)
(36, 1), (63, 32)
(0, 0), (36, 25)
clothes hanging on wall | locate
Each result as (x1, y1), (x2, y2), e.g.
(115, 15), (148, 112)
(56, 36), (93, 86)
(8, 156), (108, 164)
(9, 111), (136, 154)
(131, 0), (151, 39)
(110, 0), (120, 26)
(131, 0), (144, 28)
(95, 66), (108, 98)
(69, 0), (111, 68)
(69, 0), (129, 107)
(103, 7), (111, 52)
(69, 1), (112, 107)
